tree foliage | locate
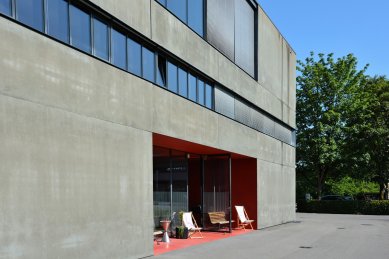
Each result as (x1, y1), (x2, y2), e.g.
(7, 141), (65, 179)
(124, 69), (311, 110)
(326, 176), (379, 196)
(343, 76), (389, 198)
(296, 52), (368, 197)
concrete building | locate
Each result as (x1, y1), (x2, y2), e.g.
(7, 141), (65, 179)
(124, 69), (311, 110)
(0, 0), (296, 258)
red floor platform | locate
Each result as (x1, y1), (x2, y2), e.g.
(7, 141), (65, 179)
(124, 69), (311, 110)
(154, 229), (253, 256)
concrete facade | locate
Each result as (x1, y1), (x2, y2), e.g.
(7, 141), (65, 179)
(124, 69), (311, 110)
(0, 1), (296, 258)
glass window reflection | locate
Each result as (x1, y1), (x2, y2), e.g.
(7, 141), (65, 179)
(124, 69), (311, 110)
(188, 0), (203, 36)
(0, 0), (12, 16)
(70, 5), (91, 53)
(16, 0), (44, 31)
(47, 0), (69, 43)
(167, 0), (187, 22)
(111, 28), (126, 69)
(197, 79), (205, 105)
(93, 18), (109, 61)
(188, 73), (197, 102)
(205, 83), (213, 109)
(127, 38), (142, 76)
(178, 68), (188, 97)
(167, 62), (178, 93)
(142, 47), (155, 82)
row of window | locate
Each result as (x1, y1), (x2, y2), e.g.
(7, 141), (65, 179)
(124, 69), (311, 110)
(156, 0), (204, 37)
(0, 0), (294, 146)
(0, 0), (213, 109)
(214, 86), (296, 146)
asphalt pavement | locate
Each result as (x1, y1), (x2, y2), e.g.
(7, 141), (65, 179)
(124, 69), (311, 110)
(154, 213), (389, 259)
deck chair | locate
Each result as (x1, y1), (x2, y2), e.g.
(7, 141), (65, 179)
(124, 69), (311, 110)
(182, 212), (203, 239)
(235, 205), (254, 230)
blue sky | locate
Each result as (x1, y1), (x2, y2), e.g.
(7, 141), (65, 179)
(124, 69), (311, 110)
(258, 0), (389, 77)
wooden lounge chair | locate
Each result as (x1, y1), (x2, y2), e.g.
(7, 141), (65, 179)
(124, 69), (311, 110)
(208, 211), (235, 231)
(182, 212), (203, 239)
(235, 205), (254, 230)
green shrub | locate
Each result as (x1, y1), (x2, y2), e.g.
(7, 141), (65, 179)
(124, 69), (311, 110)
(359, 200), (389, 215)
(297, 200), (389, 215)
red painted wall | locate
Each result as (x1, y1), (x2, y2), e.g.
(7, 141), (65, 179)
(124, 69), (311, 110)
(231, 158), (258, 229)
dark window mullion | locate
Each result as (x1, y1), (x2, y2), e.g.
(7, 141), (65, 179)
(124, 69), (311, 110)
(91, 14), (95, 56)
(140, 46), (144, 77)
(67, 1), (71, 44)
(165, 58), (169, 90)
(108, 24), (111, 63)
(154, 52), (157, 84)
(89, 11), (92, 54)
(195, 77), (198, 103)
(176, 64), (178, 94)
(68, 2), (72, 45)
(185, 0), (188, 24)
(11, 0), (16, 18)
(43, 0), (47, 34)
(212, 85), (215, 110)
(14, 0), (17, 19)
(186, 68), (189, 97)
(203, 0), (206, 39)
(125, 36), (128, 71)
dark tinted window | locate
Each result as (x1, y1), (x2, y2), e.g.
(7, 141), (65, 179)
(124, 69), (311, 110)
(178, 68), (188, 97)
(127, 38), (142, 76)
(188, 73), (197, 102)
(70, 5), (91, 53)
(167, 0), (187, 22)
(214, 86), (235, 119)
(156, 56), (167, 87)
(197, 79), (205, 105)
(47, 0), (69, 43)
(235, 0), (255, 76)
(93, 18), (109, 61)
(207, 0), (234, 60)
(16, 0), (44, 31)
(167, 62), (178, 93)
(111, 28), (126, 69)
(142, 47), (155, 82)
(205, 83), (213, 109)
(0, 0), (12, 16)
(188, 0), (203, 36)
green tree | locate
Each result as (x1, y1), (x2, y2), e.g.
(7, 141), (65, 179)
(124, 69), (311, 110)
(296, 52), (368, 198)
(326, 176), (379, 196)
(344, 76), (389, 199)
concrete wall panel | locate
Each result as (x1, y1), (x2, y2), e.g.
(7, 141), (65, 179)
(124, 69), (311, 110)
(0, 95), (153, 259)
(257, 7), (283, 100)
(282, 143), (296, 167)
(289, 51), (297, 112)
(257, 132), (283, 164)
(282, 40), (289, 105)
(258, 160), (296, 229)
(89, 0), (151, 38)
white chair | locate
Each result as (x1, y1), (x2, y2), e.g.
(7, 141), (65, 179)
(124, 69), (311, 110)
(182, 212), (203, 238)
(235, 205), (254, 230)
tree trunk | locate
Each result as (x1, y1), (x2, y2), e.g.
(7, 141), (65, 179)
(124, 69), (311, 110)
(317, 181), (322, 200)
